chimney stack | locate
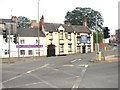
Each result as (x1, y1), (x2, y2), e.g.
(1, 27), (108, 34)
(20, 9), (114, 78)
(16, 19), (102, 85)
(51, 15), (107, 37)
(11, 16), (17, 23)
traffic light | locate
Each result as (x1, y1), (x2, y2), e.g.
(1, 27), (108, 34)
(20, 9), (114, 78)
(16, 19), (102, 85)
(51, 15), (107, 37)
(103, 27), (110, 39)
(2, 29), (8, 42)
(13, 34), (18, 44)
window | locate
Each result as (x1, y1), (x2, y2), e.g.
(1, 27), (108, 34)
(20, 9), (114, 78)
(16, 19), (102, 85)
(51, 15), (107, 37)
(68, 32), (71, 40)
(49, 32), (53, 40)
(77, 33), (80, 43)
(59, 31), (63, 40)
(59, 44), (64, 52)
(36, 40), (38, 44)
(68, 44), (72, 52)
(77, 37), (80, 43)
(87, 36), (90, 43)
(36, 49), (40, 55)
(87, 45), (91, 53)
(20, 39), (25, 44)
(20, 50), (25, 55)
(28, 50), (33, 55)
(77, 46), (81, 53)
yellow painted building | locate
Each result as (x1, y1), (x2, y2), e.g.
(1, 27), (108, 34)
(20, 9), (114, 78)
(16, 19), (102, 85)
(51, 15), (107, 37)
(42, 23), (93, 56)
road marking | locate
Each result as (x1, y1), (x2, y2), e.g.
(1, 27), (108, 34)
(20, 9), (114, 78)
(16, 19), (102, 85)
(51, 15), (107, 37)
(30, 73), (59, 88)
(2, 73), (24, 84)
(63, 65), (74, 67)
(2, 64), (49, 84)
(71, 58), (82, 63)
(71, 64), (88, 89)
(26, 64), (49, 74)
(78, 59), (82, 61)
(10, 81), (43, 88)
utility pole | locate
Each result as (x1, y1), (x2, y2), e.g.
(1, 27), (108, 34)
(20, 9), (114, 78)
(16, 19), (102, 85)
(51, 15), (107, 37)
(38, 0), (40, 56)
(95, 15), (99, 52)
(95, 14), (101, 61)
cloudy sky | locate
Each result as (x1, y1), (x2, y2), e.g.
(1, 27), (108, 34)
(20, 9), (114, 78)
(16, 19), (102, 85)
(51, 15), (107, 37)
(0, 0), (119, 34)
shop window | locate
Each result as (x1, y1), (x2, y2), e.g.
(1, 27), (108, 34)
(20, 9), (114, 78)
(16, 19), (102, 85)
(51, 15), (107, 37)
(28, 50), (33, 55)
(20, 50), (25, 55)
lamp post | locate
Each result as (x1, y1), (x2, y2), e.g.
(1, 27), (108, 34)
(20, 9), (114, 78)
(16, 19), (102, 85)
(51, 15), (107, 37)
(95, 14), (101, 61)
(38, 0), (40, 56)
(95, 14), (99, 52)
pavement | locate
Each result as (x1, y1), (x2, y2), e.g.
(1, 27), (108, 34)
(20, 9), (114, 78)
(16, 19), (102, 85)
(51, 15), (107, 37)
(89, 55), (119, 63)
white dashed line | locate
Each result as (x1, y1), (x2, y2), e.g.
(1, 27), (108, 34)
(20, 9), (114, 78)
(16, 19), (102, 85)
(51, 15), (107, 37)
(71, 58), (82, 63)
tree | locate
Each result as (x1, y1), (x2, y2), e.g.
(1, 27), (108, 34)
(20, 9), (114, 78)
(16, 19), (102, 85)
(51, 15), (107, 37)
(64, 7), (104, 31)
(93, 32), (103, 43)
(17, 16), (31, 28)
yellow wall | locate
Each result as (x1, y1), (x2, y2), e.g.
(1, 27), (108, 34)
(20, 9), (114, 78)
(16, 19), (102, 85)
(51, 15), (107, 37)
(43, 25), (94, 56)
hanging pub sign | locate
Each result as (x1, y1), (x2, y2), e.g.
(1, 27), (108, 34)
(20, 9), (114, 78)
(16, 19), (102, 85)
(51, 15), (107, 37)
(80, 35), (88, 43)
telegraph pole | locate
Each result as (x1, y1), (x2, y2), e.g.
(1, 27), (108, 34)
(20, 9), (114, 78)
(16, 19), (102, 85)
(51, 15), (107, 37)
(96, 15), (99, 52)
(38, 0), (40, 56)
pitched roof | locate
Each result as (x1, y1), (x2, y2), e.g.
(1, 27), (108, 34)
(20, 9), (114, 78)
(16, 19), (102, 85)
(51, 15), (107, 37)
(72, 25), (90, 33)
(43, 23), (90, 33)
(44, 23), (60, 32)
(17, 27), (45, 37)
(62, 24), (74, 32)
(0, 19), (15, 24)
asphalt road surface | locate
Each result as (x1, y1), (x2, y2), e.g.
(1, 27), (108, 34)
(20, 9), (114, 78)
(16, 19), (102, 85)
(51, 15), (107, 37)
(1, 46), (118, 89)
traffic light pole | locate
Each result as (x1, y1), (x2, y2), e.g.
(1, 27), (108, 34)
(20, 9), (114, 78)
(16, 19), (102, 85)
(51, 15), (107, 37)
(8, 28), (11, 63)
(18, 34), (20, 60)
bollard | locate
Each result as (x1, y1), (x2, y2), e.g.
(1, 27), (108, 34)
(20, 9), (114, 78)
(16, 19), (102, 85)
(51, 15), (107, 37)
(98, 51), (101, 61)
(104, 47), (106, 51)
(96, 51), (102, 61)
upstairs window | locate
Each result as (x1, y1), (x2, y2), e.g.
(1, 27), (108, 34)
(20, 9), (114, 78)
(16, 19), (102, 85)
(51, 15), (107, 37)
(49, 32), (53, 40)
(59, 31), (63, 40)
(77, 37), (80, 44)
(68, 32), (71, 40)
(20, 39), (25, 44)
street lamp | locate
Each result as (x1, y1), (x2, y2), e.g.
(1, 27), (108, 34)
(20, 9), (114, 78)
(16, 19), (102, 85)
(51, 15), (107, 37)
(38, 0), (40, 56)
(95, 14), (99, 52)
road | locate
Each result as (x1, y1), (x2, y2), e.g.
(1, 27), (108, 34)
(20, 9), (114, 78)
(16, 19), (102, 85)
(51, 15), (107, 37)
(1, 46), (118, 89)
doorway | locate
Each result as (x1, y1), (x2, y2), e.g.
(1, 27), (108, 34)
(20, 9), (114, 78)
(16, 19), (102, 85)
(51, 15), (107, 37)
(47, 45), (55, 57)
(82, 45), (86, 53)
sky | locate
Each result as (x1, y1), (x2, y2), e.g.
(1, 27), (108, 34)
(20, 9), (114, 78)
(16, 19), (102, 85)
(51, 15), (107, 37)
(0, 0), (119, 35)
